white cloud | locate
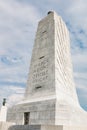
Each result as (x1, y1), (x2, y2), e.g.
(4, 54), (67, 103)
(0, 85), (25, 107)
(0, 0), (41, 53)
(7, 86), (25, 107)
(7, 94), (23, 107)
(0, 0), (41, 107)
(72, 51), (87, 69)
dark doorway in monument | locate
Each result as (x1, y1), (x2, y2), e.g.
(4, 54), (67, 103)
(24, 112), (30, 125)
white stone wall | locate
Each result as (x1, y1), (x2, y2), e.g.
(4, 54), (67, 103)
(7, 99), (56, 125)
(54, 12), (78, 105)
(0, 106), (7, 122)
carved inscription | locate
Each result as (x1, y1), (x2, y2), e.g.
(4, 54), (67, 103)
(32, 58), (49, 86)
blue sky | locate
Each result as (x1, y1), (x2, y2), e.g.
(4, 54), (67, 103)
(0, 0), (87, 111)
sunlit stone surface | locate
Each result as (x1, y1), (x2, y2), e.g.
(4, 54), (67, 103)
(6, 11), (87, 130)
(0, 106), (7, 122)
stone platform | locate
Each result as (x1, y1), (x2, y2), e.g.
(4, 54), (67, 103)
(8, 125), (40, 130)
(0, 123), (87, 130)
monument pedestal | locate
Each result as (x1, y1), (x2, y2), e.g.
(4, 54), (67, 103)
(0, 106), (7, 122)
(7, 98), (87, 126)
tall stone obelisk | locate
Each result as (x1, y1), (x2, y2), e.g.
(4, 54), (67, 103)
(7, 11), (87, 128)
(25, 11), (78, 106)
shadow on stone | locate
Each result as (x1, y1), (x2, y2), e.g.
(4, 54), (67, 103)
(8, 125), (41, 130)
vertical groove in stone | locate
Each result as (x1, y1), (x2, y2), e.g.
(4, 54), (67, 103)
(54, 13), (78, 104)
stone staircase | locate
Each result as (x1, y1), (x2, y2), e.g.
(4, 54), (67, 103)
(8, 125), (41, 130)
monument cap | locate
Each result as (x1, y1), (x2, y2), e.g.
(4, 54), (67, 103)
(47, 11), (54, 15)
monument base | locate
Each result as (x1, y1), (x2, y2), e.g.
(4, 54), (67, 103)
(7, 99), (56, 125)
(7, 98), (87, 126)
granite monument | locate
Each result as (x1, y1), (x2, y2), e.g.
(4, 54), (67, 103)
(6, 11), (87, 130)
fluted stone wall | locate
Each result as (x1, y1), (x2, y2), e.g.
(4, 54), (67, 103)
(54, 14), (78, 104)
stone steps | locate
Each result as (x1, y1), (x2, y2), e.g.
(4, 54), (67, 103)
(0, 122), (87, 130)
(8, 125), (41, 130)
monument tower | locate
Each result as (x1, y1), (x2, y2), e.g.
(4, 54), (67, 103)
(7, 11), (87, 128)
(25, 11), (78, 104)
